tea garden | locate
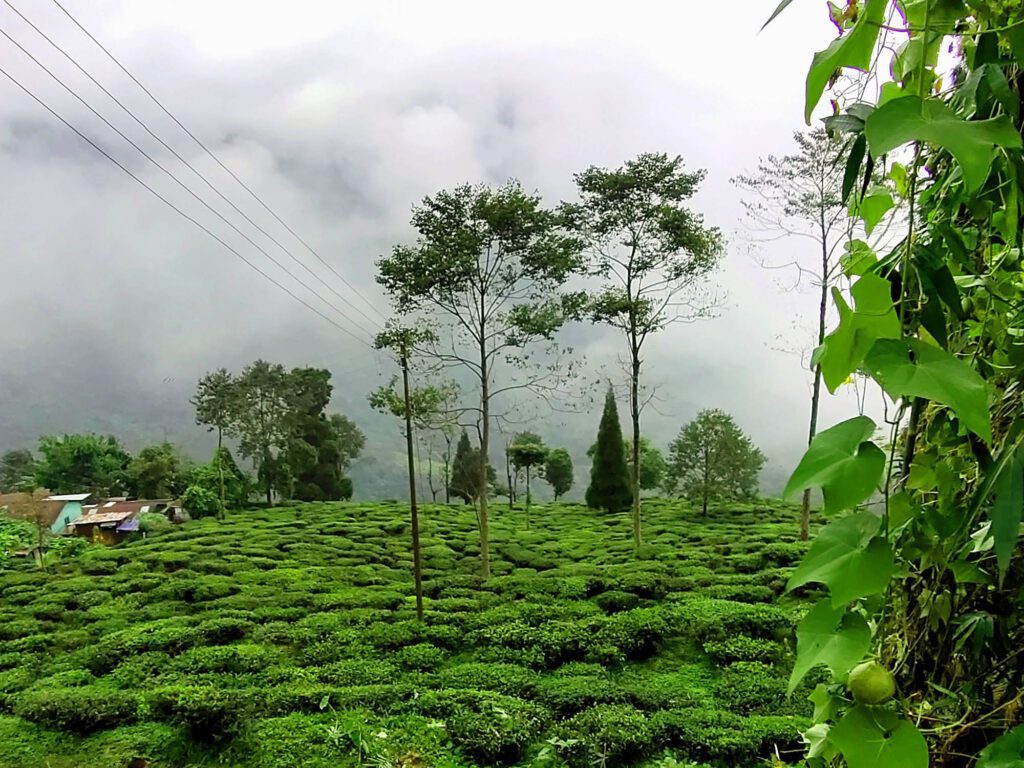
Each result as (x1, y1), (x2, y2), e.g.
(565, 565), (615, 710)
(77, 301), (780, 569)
(0, 500), (817, 768)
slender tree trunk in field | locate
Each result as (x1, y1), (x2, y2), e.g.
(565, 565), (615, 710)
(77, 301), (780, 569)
(525, 465), (532, 529)
(217, 427), (225, 520)
(401, 353), (424, 622)
(630, 343), (642, 548)
(478, 311), (491, 579)
(443, 435), (452, 504)
(506, 444), (514, 511)
(801, 213), (830, 541)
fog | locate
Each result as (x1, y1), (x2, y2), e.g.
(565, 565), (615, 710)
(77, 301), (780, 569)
(0, 0), (884, 498)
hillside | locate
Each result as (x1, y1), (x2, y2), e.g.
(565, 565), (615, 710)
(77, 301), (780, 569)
(0, 500), (816, 768)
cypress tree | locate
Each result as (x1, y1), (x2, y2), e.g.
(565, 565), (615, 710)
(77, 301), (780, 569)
(449, 430), (477, 504)
(585, 387), (633, 512)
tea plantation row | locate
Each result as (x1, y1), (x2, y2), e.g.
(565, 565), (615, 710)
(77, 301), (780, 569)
(0, 499), (818, 767)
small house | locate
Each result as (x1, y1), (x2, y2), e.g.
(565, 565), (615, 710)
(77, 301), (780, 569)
(68, 501), (144, 545)
(44, 493), (93, 534)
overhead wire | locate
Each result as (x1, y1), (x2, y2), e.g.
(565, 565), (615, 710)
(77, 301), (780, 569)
(2, 0), (385, 333)
(0, 24), (380, 343)
(0, 63), (376, 351)
(47, 0), (390, 325)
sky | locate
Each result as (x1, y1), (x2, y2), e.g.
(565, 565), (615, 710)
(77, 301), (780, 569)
(0, 0), (885, 497)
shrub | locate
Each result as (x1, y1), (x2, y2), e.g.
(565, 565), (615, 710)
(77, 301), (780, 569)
(149, 685), (250, 741)
(703, 636), (782, 664)
(393, 643), (446, 672)
(594, 590), (640, 613)
(555, 704), (654, 767)
(14, 687), (139, 733)
(181, 485), (222, 519)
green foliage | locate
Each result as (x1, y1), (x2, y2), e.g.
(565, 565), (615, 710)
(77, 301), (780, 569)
(787, 513), (893, 606)
(0, 449), (36, 494)
(788, 599), (870, 694)
(188, 447), (251, 509)
(664, 409), (765, 514)
(125, 442), (189, 499)
(449, 430), (493, 504)
(779, 0), (1024, 763)
(585, 388), (633, 513)
(783, 416), (885, 514)
(0, 499), (812, 767)
(180, 485), (222, 519)
(544, 447), (574, 500)
(34, 434), (130, 496)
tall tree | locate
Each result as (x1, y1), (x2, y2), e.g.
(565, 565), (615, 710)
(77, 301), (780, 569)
(732, 129), (852, 540)
(585, 388), (633, 514)
(664, 409), (765, 515)
(508, 432), (547, 527)
(544, 448), (574, 500)
(286, 368), (364, 501)
(34, 434), (130, 496)
(588, 436), (666, 494)
(234, 360), (292, 505)
(564, 154), (724, 547)
(125, 443), (189, 499)
(370, 325), (446, 622)
(0, 449), (35, 493)
(377, 181), (584, 577)
(191, 369), (239, 514)
(449, 430), (493, 505)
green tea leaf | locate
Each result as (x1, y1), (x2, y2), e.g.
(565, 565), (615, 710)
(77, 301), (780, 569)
(865, 95), (1023, 192)
(788, 513), (894, 605)
(830, 706), (928, 768)
(784, 417), (886, 514)
(805, 0), (888, 123)
(789, 599), (871, 693)
(864, 338), (992, 443)
(977, 723), (1024, 767)
(818, 275), (900, 392)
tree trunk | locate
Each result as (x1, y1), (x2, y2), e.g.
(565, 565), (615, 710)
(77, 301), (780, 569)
(801, 215), (830, 540)
(217, 427), (225, 521)
(630, 350), (642, 548)
(525, 465), (531, 529)
(401, 353), (425, 622)
(478, 324), (491, 579)
(506, 443), (514, 511)
(443, 435), (452, 504)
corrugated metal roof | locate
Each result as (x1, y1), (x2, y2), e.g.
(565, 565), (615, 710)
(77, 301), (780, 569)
(70, 501), (144, 527)
(45, 493), (92, 502)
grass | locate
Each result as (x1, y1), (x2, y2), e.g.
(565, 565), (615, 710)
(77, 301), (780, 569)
(0, 498), (818, 768)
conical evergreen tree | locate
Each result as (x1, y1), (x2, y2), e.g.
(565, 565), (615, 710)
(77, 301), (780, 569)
(450, 430), (492, 504)
(585, 387), (633, 512)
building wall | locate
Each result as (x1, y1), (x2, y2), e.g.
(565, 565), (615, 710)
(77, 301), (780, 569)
(50, 502), (83, 535)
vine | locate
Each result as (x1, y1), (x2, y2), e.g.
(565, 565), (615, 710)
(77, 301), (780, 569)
(772, 0), (1024, 765)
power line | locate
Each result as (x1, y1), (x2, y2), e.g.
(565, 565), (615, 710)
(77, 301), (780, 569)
(3, 0), (385, 333)
(0, 63), (376, 352)
(48, 0), (391, 326)
(0, 25), (378, 341)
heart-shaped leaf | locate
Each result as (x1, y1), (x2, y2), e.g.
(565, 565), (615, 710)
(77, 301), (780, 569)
(818, 275), (900, 392)
(865, 95), (1023, 191)
(789, 599), (871, 694)
(784, 417), (886, 514)
(788, 512), (894, 606)
(864, 338), (992, 443)
(830, 706), (928, 768)
(977, 724), (1024, 768)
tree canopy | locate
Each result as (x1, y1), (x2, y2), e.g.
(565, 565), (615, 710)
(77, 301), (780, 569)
(665, 409), (765, 514)
(585, 388), (632, 513)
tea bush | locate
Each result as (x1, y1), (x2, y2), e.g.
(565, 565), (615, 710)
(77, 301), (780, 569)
(0, 499), (813, 767)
